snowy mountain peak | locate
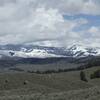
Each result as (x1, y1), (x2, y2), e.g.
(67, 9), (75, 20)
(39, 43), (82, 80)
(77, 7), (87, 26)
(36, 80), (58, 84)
(68, 45), (100, 57)
(0, 44), (100, 58)
(69, 45), (87, 51)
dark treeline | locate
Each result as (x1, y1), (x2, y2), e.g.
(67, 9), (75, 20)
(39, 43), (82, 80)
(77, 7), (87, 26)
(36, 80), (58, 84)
(1, 56), (100, 74)
(27, 57), (100, 74)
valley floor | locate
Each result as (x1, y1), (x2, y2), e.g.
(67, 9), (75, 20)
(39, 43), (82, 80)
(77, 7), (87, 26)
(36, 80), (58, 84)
(0, 66), (100, 100)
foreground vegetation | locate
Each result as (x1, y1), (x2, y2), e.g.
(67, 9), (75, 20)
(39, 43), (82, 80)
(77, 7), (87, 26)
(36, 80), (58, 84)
(0, 66), (100, 100)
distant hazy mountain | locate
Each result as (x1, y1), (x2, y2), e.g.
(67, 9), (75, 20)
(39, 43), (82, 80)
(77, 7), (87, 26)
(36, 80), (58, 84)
(0, 44), (100, 59)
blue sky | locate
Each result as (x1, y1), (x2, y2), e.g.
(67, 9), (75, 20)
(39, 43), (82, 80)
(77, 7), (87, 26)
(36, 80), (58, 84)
(0, 0), (100, 47)
(64, 14), (100, 31)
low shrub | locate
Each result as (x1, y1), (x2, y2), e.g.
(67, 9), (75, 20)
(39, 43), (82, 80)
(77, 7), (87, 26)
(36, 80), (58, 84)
(90, 69), (100, 79)
(80, 71), (88, 82)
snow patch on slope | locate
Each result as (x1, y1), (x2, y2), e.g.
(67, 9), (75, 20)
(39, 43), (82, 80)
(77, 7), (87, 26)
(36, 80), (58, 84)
(13, 49), (65, 58)
(68, 45), (100, 57)
(0, 44), (100, 58)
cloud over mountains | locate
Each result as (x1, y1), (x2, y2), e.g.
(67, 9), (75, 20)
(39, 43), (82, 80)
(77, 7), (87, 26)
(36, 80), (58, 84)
(0, 0), (100, 47)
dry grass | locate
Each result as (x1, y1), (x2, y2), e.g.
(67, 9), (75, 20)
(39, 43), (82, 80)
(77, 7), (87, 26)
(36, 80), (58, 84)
(0, 66), (100, 100)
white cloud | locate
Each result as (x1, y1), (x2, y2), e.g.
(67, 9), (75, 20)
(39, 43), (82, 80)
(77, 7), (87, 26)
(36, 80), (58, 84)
(32, 0), (100, 15)
(88, 26), (100, 38)
(0, 0), (99, 47)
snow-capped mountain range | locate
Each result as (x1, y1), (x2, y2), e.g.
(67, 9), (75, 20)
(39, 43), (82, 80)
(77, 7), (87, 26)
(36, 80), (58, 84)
(0, 44), (100, 58)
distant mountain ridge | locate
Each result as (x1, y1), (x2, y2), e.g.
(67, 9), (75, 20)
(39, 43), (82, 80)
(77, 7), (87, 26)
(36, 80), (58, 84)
(0, 44), (100, 72)
(0, 44), (100, 58)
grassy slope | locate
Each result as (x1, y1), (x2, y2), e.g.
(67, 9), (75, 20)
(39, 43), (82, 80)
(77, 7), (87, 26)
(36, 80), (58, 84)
(0, 66), (100, 100)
